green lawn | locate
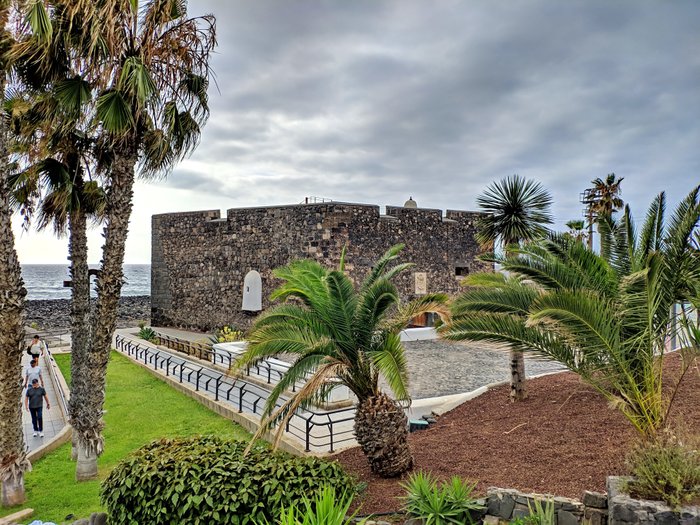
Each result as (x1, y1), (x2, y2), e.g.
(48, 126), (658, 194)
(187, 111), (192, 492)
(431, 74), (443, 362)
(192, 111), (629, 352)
(1, 351), (250, 523)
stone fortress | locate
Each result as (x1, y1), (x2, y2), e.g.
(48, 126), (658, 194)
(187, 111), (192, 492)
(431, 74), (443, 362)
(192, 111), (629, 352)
(151, 198), (492, 331)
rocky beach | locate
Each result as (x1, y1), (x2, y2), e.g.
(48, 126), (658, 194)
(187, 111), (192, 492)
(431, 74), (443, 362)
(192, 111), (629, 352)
(26, 295), (151, 332)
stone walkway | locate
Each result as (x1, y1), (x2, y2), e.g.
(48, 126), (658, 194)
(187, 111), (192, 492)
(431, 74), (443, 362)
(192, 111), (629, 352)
(402, 339), (565, 399)
(21, 350), (68, 451)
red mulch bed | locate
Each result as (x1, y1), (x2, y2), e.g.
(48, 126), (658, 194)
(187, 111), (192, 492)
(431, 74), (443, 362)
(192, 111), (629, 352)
(334, 354), (700, 515)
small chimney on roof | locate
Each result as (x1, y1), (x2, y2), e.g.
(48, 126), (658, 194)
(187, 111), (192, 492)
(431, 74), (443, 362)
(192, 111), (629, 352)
(404, 196), (417, 208)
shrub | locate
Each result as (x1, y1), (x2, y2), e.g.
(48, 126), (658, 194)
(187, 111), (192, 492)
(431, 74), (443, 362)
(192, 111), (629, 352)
(402, 471), (483, 525)
(626, 430), (700, 509)
(212, 324), (244, 343)
(101, 436), (355, 525)
(256, 485), (366, 525)
(137, 325), (157, 342)
(524, 498), (555, 525)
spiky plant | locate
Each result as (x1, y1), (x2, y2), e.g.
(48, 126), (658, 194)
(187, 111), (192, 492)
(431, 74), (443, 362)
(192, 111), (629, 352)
(442, 186), (700, 436)
(237, 244), (449, 478)
(475, 174), (553, 401)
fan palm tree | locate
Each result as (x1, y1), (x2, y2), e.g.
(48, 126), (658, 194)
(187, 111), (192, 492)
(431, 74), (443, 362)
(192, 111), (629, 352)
(9, 0), (112, 472)
(236, 245), (449, 478)
(0, 0), (32, 507)
(14, 0), (216, 479)
(475, 174), (553, 401)
(442, 186), (700, 436)
(585, 173), (624, 251)
(565, 219), (586, 243)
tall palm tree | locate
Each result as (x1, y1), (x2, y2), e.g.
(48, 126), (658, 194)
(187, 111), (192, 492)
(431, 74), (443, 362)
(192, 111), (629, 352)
(59, 0), (215, 479)
(237, 245), (449, 478)
(0, 0), (31, 507)
(11, 0), (215, 479)
(442, 186), (700, 436)
(565, 219), (586, 243)
(9, 1), (109, 473)
(475, 174), (553, 401)
(585, 173), (624, 251)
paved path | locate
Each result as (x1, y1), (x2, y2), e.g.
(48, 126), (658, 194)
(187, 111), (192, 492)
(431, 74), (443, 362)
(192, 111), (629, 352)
(402, 339), (565, 399)
(21, 351), (68, 451)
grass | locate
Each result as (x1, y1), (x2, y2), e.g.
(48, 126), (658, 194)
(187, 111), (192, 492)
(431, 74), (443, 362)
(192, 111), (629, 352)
(1, 351), (250, 523)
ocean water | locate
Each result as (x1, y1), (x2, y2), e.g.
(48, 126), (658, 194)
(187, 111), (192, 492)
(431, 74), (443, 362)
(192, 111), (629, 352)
(21, 264), (150, 300)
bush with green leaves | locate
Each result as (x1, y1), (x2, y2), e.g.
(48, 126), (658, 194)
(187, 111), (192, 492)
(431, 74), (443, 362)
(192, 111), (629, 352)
(256, 485), (365, 525)
(626, 430), (700, 509)
(211, 324), (244, 343)
(137, 325), (157, 343)
(402, 471), (483, 525)
(101, 436), (355, 525)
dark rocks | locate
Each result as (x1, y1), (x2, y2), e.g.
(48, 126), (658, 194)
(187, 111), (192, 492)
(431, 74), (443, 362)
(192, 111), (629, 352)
(27, 295), (151, 331)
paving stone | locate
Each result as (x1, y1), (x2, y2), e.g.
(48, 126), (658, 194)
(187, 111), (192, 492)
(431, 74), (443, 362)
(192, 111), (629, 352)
(556, 509), (579, 525)
(582, 491), (608, 509)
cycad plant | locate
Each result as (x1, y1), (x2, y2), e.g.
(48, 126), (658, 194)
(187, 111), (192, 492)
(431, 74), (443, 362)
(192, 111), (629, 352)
(442, 187), (700, 436)
(237, 245), (449, 478)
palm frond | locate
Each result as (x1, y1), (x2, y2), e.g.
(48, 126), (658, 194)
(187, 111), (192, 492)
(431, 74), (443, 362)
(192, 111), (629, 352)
(367, 332), (410, 403)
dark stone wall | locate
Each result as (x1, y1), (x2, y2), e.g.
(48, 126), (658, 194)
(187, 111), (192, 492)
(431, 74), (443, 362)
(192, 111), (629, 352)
(151, 202), (492, 331)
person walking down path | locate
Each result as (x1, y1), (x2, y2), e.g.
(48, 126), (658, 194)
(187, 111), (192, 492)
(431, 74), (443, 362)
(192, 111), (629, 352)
(25, 379), (50, 438)
(24, 359), (44, 388)
(27, 334), (47, 361)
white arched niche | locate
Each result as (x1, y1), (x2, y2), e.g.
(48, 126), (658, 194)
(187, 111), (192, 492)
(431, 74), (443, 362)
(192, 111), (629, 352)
(242, 270), (262, 312)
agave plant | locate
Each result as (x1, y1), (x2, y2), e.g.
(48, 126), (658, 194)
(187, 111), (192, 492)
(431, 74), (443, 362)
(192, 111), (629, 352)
(236, 244), (449, 478)
(442, 186), (700, 436)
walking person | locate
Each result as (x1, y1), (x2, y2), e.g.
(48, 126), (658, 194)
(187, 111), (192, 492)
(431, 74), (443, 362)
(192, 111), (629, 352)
(24, 358), (44, 388)
(27, 334), (47, 361)
(25, 378), (50, 438)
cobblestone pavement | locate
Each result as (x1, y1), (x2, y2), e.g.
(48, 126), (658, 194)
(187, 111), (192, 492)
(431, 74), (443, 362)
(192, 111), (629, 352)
(402, 339), (565, 399)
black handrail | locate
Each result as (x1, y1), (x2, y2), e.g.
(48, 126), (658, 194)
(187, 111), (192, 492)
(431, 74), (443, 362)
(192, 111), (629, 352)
(115, 334), (356, 452)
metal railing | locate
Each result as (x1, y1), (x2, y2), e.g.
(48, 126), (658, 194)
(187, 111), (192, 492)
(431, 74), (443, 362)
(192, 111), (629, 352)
(115, 335), (356, 453)
(45, 349), (70, 417)
(152, 331), (301, 390)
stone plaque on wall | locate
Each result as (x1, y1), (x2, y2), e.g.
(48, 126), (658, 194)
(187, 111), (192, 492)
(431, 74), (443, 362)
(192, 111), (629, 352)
(414, 272), (427, 295)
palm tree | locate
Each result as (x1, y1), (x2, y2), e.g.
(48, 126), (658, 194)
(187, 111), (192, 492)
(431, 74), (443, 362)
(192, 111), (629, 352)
(62, 0), (215, 479)
(475, 174), (553, 401)
(442, 186), (700, 436)
(0, 0), (31, 507)
(585, 173), (624, 251)
(12, 0), (216, 479)
(565, 219), (586, 243)
(236, 245), (449, 478)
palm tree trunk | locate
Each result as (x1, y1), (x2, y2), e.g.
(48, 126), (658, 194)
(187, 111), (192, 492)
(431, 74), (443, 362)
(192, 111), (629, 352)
(67, 209), (90, 463)
(510, 349), (527, 402)
(73, 146), (138, 481)
(504, 241), (528, 403)
(0, 99), (30, 506)
(354, 393), (413, 478)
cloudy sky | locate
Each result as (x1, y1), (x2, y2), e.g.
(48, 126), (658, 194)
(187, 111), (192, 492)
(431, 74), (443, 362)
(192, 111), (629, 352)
(14, 0), (700, 264)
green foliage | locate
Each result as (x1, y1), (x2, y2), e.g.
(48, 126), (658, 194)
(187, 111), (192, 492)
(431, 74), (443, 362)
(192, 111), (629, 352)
(402, 471), (483, 525)
(443, 186), (700, 436)
(0, 352), (248, 522)
(525, 498), (555, 525)
(476, 174), (553, 249)
(101, 436), (355, 525)
(626, 431), (700, 509)
(137, 325), (157, 343)
(238, 244), (449, 442)
(211, 324), (244, 343)
(256, 485), (365, 525)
